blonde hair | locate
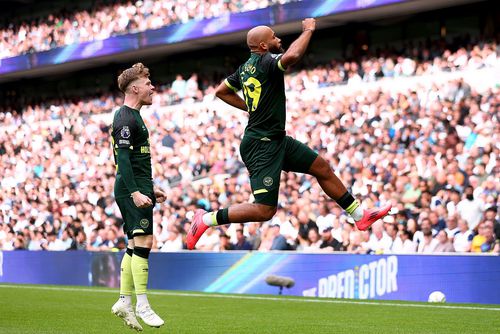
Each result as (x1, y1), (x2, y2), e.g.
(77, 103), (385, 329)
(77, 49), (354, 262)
(117, 63), (150, 93)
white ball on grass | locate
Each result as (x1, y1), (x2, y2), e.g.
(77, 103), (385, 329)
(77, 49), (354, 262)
(428, 291), (446, 303)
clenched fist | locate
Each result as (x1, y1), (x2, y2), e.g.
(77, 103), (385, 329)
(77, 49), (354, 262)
(302, 18), (316, 32)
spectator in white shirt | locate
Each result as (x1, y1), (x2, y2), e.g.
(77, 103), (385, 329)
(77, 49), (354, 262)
(195, 226), (219, 251)
(433, 230), (455, 253)
(417, 219), (439, 253)
(28, 230), (46, 251)
(271, 208), (297, 244)
(384, 219), (398, 252)
(303, 228), (322, 253)
(391, 228), (417, 254)
(46, 231), (67, 251)
(413, 218), (432, 246)
(457, 186), (484, 230)
(60, 229), (74, 250)
(153, 223), (169, 249)
(444, 215), (460, 239)
(160, 229), (183, 252)
(367, 221), (392, 254)
(185, 73), (199, 99)
(347, 231), (368, 254)
(171, 74), (187, 100)
(453, 219), (473, 252)
(315, 204), (334, 233)
(446, 188), (461, 217)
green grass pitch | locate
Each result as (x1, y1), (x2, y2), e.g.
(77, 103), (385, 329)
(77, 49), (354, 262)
(1, 284), (499, 334)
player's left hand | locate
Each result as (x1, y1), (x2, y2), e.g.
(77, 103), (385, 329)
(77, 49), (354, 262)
(154, 188), (167, 203)
(302, 18), (316, 32)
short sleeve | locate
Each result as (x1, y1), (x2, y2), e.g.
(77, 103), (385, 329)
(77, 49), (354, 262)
(224, 70), (242, 92)
(266, 53), (286, 73)
(112, 111), (137, 149)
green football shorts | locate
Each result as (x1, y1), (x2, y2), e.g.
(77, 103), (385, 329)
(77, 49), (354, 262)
(116, 194), (155, 239)
(239, 135), (318, 206)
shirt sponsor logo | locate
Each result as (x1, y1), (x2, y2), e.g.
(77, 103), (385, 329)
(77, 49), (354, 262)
(140, 146), (150, 154)
(119, 140), (130, 145)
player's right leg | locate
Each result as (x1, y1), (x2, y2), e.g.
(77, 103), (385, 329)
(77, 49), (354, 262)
(282, 136), (391, 231)
(187, 136), (284, 250)
(307, 154), (391, 230)
(112, 294), (143, 331)
(111, 201), (143, 331)
(132, 235), (164, 328)
(122, 196), (165, 329)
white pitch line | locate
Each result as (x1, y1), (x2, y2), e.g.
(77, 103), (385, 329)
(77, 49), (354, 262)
(0, 284), (499, 312)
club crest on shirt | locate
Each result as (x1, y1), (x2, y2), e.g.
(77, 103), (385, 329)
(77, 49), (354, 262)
(121, 126), (131, 139)
(263, 176), (273, 187)
(140, 219), (149, 228)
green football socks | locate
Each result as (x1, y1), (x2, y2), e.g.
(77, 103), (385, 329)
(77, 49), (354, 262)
(119, 248), (134, 297)
(131, 247), (151, 296)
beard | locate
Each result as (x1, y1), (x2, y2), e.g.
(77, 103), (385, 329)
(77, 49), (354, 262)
(269, 44), (285, 54)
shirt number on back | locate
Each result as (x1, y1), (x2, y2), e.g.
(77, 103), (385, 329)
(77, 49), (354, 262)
(242, 77), (262, 112)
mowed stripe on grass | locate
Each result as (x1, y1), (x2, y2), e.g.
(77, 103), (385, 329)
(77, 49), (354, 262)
(0, 284), (499, 334)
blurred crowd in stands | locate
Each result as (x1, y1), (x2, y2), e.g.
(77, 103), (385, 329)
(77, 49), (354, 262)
(0, 36), (498, 254)
(0, 0), (297, 60)
(1, 36), (497, 117)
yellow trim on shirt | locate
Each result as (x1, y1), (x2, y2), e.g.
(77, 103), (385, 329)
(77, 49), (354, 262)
(224, 79), (239, 92)
(277, 60), (286, 72)
(253, 189), (269, 195)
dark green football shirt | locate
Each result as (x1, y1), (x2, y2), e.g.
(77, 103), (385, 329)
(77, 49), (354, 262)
(111, 105), (153, 199)
(225, 52), (286, 140)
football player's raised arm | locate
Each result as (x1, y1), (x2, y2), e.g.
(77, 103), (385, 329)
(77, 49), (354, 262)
(280, 18), (316, 70)
(215, 80), (247, 111)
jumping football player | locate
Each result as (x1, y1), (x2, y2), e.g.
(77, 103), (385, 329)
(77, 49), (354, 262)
(187, 18), (391, 250)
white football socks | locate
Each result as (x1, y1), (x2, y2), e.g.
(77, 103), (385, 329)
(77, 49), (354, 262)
(119, 295), (132, 306)
(351, 206), (363, 221)
(136, 294), (149, 308)
(202, 212), (217, 226)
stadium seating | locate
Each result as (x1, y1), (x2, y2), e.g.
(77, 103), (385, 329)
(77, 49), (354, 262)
(0, 38), (498, 254)
(0, 0), (299, 60)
